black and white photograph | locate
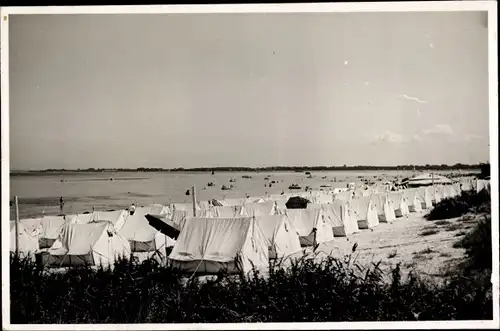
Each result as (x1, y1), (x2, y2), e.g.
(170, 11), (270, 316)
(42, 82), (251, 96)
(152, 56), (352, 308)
(1, 2), (498, 329)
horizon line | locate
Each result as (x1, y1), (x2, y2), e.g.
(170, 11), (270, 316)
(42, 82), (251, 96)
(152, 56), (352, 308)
(9, 163), (488, 173)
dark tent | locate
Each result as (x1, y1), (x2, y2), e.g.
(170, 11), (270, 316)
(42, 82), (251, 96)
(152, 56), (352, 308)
(285, 196), (311, 209)
(145, 214), (181, 239)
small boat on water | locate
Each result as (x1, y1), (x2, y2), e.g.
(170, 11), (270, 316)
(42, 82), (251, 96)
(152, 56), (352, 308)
(221, 185), (232, 190)
(207, 182), (215, 187)
(242, 175), (252, 179)
(288, 184), (302, 190)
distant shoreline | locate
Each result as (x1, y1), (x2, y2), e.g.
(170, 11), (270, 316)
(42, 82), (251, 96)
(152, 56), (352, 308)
(10, 164), (484, 176)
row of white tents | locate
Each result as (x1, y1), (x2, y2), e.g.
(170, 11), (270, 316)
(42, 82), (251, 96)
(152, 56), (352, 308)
(10, 177), (487, 276)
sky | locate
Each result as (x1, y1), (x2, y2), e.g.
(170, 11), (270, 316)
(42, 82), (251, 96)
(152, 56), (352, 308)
(7, 11), (491, 170)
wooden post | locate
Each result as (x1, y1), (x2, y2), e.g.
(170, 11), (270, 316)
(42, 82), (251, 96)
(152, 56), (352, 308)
(192, 185), (197, 217)
(431, 172), (436, 203)
(14, 196), (20, 256)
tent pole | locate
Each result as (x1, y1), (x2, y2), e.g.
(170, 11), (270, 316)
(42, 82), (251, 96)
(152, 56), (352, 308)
(14, 196), (20, 256)
(192, 185), (197, 217)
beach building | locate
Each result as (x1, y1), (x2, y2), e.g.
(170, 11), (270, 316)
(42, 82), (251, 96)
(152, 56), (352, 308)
(254, 215), (302, 259)
(371, 193), (396, 223)
(350, 196), (380, 229)
(37, 221), (131, 268)
(281, 208), (334, 246)
(168, 217), (269, 276)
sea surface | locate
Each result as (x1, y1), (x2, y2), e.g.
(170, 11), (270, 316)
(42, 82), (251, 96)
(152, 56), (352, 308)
(9, 170), (472, 219)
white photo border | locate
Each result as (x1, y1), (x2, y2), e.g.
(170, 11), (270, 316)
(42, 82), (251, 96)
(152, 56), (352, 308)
(1, 1), (498, 330)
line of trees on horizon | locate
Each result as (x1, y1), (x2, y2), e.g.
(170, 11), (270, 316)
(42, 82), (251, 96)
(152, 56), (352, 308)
(11, 163), (488, 174)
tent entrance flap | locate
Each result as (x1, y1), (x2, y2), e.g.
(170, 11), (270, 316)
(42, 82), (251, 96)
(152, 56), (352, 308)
(130, 239), (156, 252)
(145, 214), (180, 239)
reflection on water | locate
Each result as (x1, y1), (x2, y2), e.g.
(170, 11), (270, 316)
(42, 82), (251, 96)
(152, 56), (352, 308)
(9, 170), (464, 219)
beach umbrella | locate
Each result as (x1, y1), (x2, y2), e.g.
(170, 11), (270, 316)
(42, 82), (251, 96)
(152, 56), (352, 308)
(285, 196), (311, 209)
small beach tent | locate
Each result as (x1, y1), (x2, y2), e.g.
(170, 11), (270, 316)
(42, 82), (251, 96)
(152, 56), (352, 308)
(37, 216), (68, 249)
(118, 205), (174, 257)
(453, 182), (463, 195)
(371, 193), (396, 223)
(435, 185), (446, 202)
(212, 206), (241, 218)
(388, 191), (410, 217)
(477, 179), (491, 193)
(10, 221), (40, 255)
(168, 217), (269, 275)
(404, 188), (423, 213)
(349, 196), (380, 229)
(334, 190), (354, 202)
(91, 210), (129, 232)
(169, 208), (213, 231)
(283, 209), (334, 246)
(39, 221), (131, 268)
(198, 200), (211, 210)
(319, 201), (359, 236)
(443, 185), (459, 198)
(254, 215), (302, 259)
(241, 201), (276, 217)
(220, 198), (248, 206)
(416, 187), (433, 209)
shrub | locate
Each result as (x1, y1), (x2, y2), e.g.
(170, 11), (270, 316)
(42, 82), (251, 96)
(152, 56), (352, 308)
(453, 215), (492, 272)
(9, 250), (493, 323)
(425, 189), (490, 221)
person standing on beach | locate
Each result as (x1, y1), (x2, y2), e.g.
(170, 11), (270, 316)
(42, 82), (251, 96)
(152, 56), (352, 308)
(59, 197), (65, 212)
(129, 203), (136, 216)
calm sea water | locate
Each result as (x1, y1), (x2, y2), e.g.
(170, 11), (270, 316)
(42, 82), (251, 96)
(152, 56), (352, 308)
(9, 170), (468, 219)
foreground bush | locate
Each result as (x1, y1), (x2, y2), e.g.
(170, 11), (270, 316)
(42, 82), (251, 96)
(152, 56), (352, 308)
(453, 215), (492, 272)
(426, 189), (491, 221)
(10, 250), (493, 324)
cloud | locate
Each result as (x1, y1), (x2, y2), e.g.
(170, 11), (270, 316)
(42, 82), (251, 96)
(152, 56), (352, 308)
(399, 94), (428, 104)
(412, 133), (423, 141)
(422, 124), (454, 136)
(465, 133), (486, 141)
(371, 130), (407, 145)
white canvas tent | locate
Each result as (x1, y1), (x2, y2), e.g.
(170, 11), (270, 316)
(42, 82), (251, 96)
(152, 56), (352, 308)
(39, 221), (131, 268)
(371, 193), (396, 223)
(91, 210), (129, 231)
(388, 191), (410, 217)
(319, 201), (359, 236)
(254, 215), (302, 259)
(282, 209), (334, 246)
(10, 222), (40, 256)
(212, 206), (240, 218)
(241, 201), (276, 217)
(334, 190), (354, 202)
(417, 187), (433, 209)
(350, 196), (380, 229)
(37, 215), (68, 249)
(477, 179), (491, 193)
(404, 189), (423, 213)
(118, 205), (174, 258)
(168, 217), (269, 275)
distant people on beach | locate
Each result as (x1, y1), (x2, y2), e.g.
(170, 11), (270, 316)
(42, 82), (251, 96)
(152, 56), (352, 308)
(129, 203), (136, 216)
(59, 197), (64, 212)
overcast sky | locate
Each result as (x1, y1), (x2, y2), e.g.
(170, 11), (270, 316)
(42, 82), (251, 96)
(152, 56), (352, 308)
(8, 11), (490, 170)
